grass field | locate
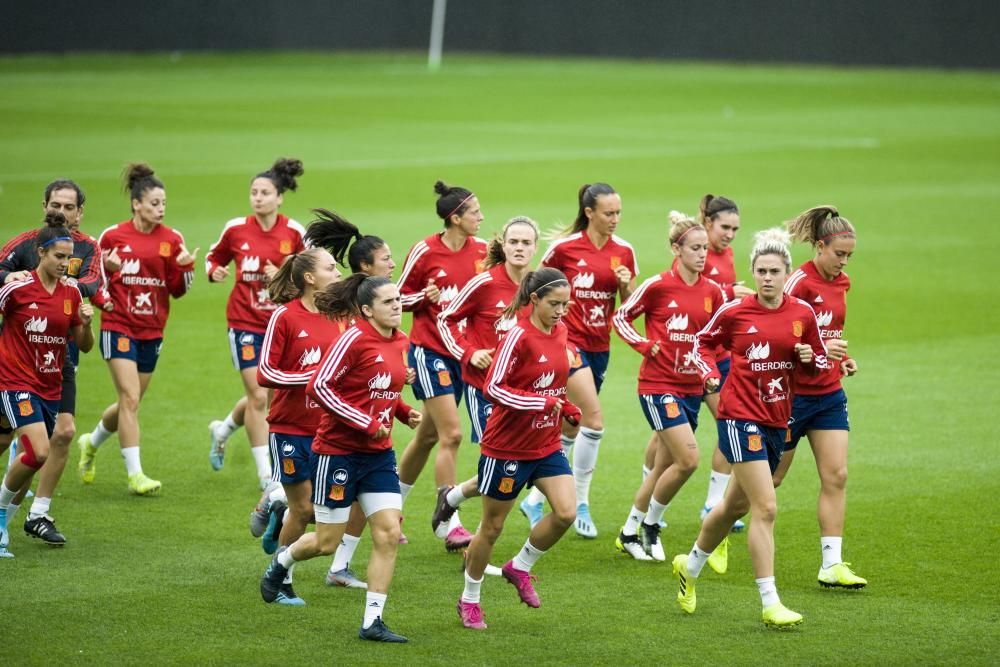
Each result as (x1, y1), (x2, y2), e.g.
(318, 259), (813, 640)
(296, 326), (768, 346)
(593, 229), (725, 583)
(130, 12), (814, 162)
(0, 51), (998, 665)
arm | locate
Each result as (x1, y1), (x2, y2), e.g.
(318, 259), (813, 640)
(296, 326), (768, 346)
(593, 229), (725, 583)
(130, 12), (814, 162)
(306, 329), (379, 436)
(70, 300), (95, 353)
(437, 272), (490, 365)
(794, 305), (829, 377)
(73, 236), (102, 298)
(692, 304), (732, 386)
(484, 327), (553, 412)
(168, 238), (197, 299)
(257, 308), (312, 388)
(205, 226), (234, 282)
(0, 233), (36, 285)
(612, 276), (658, 356)
(397, 242), (430, 312)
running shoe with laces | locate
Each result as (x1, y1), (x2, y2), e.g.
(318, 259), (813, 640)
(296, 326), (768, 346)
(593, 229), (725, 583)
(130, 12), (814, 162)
(672, 553), (697, 613)
(639, 521), (666, 561)
(0, 508), (8, 549)
(444, 525), (473, 552)
(818, 562), (867, 589)
(574, 502), (597, 538)
(762, 602), (803, 628)
(457, 599), (487, 629)
(707, 536), (728, 574)
(276, 582), (306, 606)
(519, 498), (544, 528)
(77, 433), (98, 484)
(326, 568), (368, 589)
(615, 530), (653, 561)
(501, 560), (540, 607)
(359, 617), (408, 643)
(127, 472), (161, 496)
(23, 514), (66, 546)
(431, 485), (458, 534)
(261, 498), (287, 555)
(208, 419), (227, 471)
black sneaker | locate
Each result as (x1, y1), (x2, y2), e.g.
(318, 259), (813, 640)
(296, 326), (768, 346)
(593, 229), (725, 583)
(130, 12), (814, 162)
(639, 521), (665, 561)
(260, 546), (290, 603)
(431, 485), (457, 533)
(24, 515), (66, 546)
(359, 617), (408, 643)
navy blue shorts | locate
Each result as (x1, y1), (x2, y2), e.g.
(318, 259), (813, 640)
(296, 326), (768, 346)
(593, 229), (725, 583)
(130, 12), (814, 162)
(409, 344), (464, 402)
(269, 432), (315, 484)
(638, 393), (702, 432)
(312, 449), (400, 510)
(100, 331), (163, 373)
(477, 449), (572, 501)
(569, 348), (610, 394)
(464, 385), (493, 444)
(0, 391), (59, 437)
(229, 328), (265, 371)
(717, 419), (786, 474)
(787, 388), (850, 450)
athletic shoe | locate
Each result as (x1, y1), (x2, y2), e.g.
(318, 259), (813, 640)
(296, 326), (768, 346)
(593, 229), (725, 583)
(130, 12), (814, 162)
(639, 521), (666, 562)
(0, 547), (12, 559)
(127, 472), (161, 496)
(615, 531), (653, 561)
(457, 599), (487, 629)
(762, 602), (803, 628)
(359, 618), (408, 643)
(519, 498), (544, 528)
(249, 482), (282, 538)
(501, 560), (540, 608)
(818, 562), (867, 589)
(260, 546), (290, 603)
(326, 568), (368, 589)
(574, 503), (597, 539)
(707, 536), (728, 574)
(699, 504), (745, 532)
(208, 420), (226, 471)
(0, 508), (8, 549)
(23, 514), (66, 546)
(261, 498), (287, 555)
(431, 485), (458, 534)
(276, 582), (306, 606)
(444, 526), (474, 552)
(77, 433), (97, 484)
(672, 554), (697, 614)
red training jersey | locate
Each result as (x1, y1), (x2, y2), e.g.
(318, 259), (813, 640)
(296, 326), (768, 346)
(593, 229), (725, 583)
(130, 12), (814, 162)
(307, 319), (414, 456)
(98, 220), (194, 340)
(541, 232), (638, 352)
(481, 319), (570, 461)
(257, 299), (348, 436)
(614, 270), (725, 395)
(784, 261), (851, 396)
(397, 232), (488, 355)
(437, 264), (527, 390)
(0, 272), (83, 401)
(205, 214), (306, 333)
(693, 295), (826, 429)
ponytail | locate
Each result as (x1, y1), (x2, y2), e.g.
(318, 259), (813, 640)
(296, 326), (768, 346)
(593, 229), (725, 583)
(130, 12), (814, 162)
(667, 210), (703, 246)
(267, 249), (324, 304)
(501, 267), (569, 320)
(785, 205), (855, 246)
(315, 273), (393, 320)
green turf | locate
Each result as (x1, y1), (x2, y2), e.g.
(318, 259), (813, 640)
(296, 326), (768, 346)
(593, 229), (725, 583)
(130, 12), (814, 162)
(0, 51), (998, 665)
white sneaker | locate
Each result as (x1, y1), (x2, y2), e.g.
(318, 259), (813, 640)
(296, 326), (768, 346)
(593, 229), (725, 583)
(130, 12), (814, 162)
(615, 531), (653, 561)
(208, 420), (227, 471)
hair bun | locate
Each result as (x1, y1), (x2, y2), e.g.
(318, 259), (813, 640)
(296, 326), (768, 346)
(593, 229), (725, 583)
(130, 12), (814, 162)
(433, 180), (451, 196)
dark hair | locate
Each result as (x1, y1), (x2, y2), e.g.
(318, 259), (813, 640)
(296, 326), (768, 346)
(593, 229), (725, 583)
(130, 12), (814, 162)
(122, 163), (164, 202)
(501, 267), (569, 320)
(434, 180), (475, 226)
(315, 273), (393, 320)
(304, 208), (387, 273)
(485, 215), (539, 268)
(785, 205), (855, 246)
(44, 179), (85, 208)
(254, 157), (304, 194)
(565, 182), (617, 235)
(267, 248), (327, 304)
(36, 224), (72, 251)
(43, 210), (68, 228)
(698, 194), (739, 224)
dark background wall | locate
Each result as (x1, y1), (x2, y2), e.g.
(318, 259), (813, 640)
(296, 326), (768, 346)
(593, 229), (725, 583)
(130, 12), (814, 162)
(2, 0), (997, 69)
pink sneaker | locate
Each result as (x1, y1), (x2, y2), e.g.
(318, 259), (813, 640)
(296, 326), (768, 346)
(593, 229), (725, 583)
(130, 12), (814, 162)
(445, 526), (474, 552)
(501, 560), (540, 608)
(457, 599), (487, 629)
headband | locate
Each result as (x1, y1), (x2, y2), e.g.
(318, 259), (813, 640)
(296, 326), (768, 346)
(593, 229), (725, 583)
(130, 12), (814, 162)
(445, 193), (475, 220)
(673, 225), (702, 246)
(533, 278), (569, 294)
(41, 236), (72, 248)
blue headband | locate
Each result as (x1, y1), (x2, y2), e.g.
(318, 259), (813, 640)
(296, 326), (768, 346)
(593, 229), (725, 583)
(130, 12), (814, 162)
(41, 236), (72, 248)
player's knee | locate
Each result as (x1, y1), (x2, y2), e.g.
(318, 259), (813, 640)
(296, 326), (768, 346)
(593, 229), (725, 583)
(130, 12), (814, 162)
(753, 500), (777, 524)
(316, 534), (339, 556)
(582, 407), (603, 431)
(370, 518), (400, 547)
(675, 447), (700, 476)
(19, 435), (47, 470)
(439, 427), (462, 449)
(51, 422), (75, 448)
(118, 391), (141, 414)
(247, 391), (267, 414)
(288, 497), (313, 523)
(824, 465), (848, 491)
(552, 504), (576, 528)
(479, 515), (505, 543)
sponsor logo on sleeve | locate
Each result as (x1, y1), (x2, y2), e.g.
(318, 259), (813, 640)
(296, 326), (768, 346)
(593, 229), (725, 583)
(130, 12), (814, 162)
(68, 257), (82, 277)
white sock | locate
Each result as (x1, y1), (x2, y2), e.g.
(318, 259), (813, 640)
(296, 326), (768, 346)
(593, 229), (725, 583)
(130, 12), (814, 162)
(644, 499), (667, 527)
(756, 576), (780, 608)
(642, 464), (651, 482)
(331, 534), (361, 572)
(524, 485), (546, 506)
(821, 536), (843, 569)
(91, 420), (113, 448)
(0, 483), (15, 509)
(560, 433), (575, 457)
(705, 470), (731, 508)
(277, 547), (296, 568)
(5, 502), (19, 528)
(688, 543), (711, 578)
(399, 481), (413, 505)
(28, 496), (51, 520)
(220, 413), (240, 439)
(363, 592), (387, 629)
(446, 485), (466, 508)
(462, 571), (484, 604)
(572, 427), (603, 505)
(121, 446), (142, 476)
(251, 445), (272, 481)
(283, 563), (295, 585)
(512, 539), (545, 572)
(622, 505), (645, 536)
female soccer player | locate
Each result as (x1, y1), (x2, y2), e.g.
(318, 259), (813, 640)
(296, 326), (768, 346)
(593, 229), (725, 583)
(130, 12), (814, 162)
(612, 214), (725, 562)
(259, 274), (420, 644)
(205, 158), (306, 488)
(77, 163), (196, 495)
(0, 225), (95, 554)
(772, 205), (866, 589)
(670, 228), (836, 628)
(457, 268), (582, 630)
(530, 183), (637, 538)
(432, 216), (539, 531)
(396, 181), (487, 549)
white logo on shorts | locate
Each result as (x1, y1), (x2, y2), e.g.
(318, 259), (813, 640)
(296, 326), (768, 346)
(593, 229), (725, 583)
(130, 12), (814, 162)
(281, 442), (295, 456)
(503, 461), (518, 475)
(333, 469), (349, 484)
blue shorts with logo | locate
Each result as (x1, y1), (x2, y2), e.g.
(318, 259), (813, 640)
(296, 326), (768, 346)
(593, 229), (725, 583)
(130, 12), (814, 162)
(409, 344), (464, 402)
(229, 328), (265, 371)
(639, 393), (702, 432)
(312, 449), (400, 510)
(0, 391), (59, 437)
(269, 432), (316, 484)
(477, 449), (572, 501)
(100, 331), (163, 373)
(787, 388), (850, 450)
(718, 419), (786, 474)
(569, 348), (610, 394)
(464, 385), (494, 444)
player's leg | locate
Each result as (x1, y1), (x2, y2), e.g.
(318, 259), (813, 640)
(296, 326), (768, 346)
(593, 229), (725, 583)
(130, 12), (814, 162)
(565, 366), (603, 538)
(810, 427), (865, 588)
(327, 502), (369, 589)
(700, 391), (742, 530)
(239, 366), (271, 487)
(209, 396), (246, 470)
(0, 421), (51, 550)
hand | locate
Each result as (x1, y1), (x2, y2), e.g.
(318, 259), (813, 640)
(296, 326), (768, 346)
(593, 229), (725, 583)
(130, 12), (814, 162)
(614, 265), (633, 287)
(405, 367), (416, 385)
(794, 343), (813, 364)
(78, 302), (94, 326)
(176, 245), (199, 267)
(561, 401), (582, 427)
(210, 265), (230, 282)
(102, 247), (122, 273)
(825, 338), (848, 361)
(644, 340), (661, 358)
(470, 348), (495, 370)
(732, 282), (755, 298)
(423, 279), (440, 304)
(102, 300), (114, 312)
(550, 398), (565, 417)
(407, 410), (422, 429)
(3, 270), (29, 284)
(263, 259), (279, 281)
(841, 358), (858, 376)
(373, 425), (390, 440)
(705, 377), (720, 393)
